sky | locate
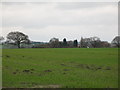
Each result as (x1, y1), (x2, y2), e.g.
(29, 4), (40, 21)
(0, 2), (118, 42)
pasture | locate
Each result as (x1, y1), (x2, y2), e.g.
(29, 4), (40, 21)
(2, 48), (118, 88)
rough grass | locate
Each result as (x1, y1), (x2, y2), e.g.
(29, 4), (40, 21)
(2, 48), (118, 88)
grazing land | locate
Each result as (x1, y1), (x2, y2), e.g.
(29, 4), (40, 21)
(2, 48), (118, 88)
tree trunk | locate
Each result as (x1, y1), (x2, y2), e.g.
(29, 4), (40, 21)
(17, 41), (20, 48)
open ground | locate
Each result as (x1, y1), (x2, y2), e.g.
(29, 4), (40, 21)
(2, 48), (118, 88)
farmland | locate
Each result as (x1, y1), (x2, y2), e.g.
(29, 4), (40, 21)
(2, 48), (118, 88)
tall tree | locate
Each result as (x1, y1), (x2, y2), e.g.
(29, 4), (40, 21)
(7, 31), (30, 48)
(73, 40), (78, 47)
(63, 38), (67, 47)
(80, 37), (84, 48)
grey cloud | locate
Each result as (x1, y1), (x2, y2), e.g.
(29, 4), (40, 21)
(56, 2), (117, 10)
(2, 11), (117, 29)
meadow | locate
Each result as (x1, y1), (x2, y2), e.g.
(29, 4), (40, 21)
(2, 48), (118, 88)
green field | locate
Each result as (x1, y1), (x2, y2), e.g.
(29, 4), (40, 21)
(2, 48), (118, 88)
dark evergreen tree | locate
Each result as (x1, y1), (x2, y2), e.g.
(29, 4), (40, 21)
(73, 40), (78, 47)
(63, 38), (67, 47)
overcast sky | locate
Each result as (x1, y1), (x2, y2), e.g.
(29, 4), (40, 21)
(1, 2), (118, 42)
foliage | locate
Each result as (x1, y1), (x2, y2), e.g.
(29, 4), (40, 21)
(3, 31), (119, 48)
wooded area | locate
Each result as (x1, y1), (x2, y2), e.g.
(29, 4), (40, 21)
(0, 31), (120, 48)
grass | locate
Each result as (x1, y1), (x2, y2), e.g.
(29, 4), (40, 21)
(2, 48), (118, 88)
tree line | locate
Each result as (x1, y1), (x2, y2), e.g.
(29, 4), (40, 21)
(0, 31), (120, 48)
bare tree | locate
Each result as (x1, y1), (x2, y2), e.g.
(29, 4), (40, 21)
(90, 37), (101, 48)
(7, 31), (30, 48)
(80, 37), (101, 48)
(80, 37), (84, 48)
(0, 36), (4, 43)
(111, 36), (120, 48)
(67, 41), (74, 48)
(49, 38), (60, 48)
(101, 41), (110, 48)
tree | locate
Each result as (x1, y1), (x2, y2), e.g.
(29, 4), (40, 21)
(67, 41), (74, 48)
(49, 38), (60, 48)
(80, 37), (86, 48)
(0, 36), (4, 43)
(80, 37), (92, 48)
(7, 31), (30, 48)
(63, 38), (67, 47)
(73, 40), (78, 47)
(111, 36), (120, 48)
(101, 41), (110, 48)
(80, 37), (101, 48)
(90, 37), (101, 48)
